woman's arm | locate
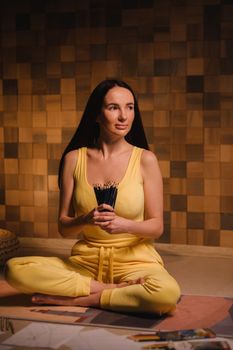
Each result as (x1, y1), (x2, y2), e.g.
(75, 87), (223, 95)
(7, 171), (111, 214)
(95, 150), (164, 239)
(58, 150), (89, 237)
(128, 149), (164, 238)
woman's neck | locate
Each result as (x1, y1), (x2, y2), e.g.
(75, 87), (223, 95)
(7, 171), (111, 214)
(95, 138), (132, 159)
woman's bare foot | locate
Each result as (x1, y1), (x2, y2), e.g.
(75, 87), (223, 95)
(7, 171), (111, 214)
(32, 292), (102, 307)
(31, 277), (145, 306)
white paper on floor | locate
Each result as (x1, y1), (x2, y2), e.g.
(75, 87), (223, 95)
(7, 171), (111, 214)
(2, 322), (78, 349)
(1, 322), (145, 350)
(65, 327), (144, 350)
(2, 322), (233, 350)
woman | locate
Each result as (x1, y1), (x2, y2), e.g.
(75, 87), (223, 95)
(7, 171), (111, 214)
(5, 79), (180, 314)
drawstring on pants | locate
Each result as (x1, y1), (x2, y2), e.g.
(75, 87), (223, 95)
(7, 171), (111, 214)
(97, 246), (114, 283)
(97, 246), (104, 282)
(108, 246), (114, 283)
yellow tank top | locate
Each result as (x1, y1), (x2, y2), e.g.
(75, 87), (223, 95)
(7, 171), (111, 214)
(73, 146), (146, 248)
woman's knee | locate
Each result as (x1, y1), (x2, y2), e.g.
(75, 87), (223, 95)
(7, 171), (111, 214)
(5, 257), (21, 283)
(4, 256), (34, 292)
(142, 278), (181, 314)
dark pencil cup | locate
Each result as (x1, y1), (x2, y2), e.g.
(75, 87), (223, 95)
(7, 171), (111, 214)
(93, 184), (118, 211)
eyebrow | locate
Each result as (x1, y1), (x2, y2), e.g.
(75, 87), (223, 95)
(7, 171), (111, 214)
(105, 102), (134, 107)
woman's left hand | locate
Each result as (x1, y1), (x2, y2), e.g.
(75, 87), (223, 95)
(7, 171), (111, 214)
(93, 205), (130, 234)
(100, 216), (130, 234)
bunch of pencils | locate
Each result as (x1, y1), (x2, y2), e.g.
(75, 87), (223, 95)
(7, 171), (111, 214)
(93, 182), (118, 209)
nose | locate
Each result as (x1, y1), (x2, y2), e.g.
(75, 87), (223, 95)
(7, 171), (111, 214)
(118, 108), (127, 121)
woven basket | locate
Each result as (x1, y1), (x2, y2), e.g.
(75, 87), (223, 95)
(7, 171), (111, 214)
(0, 229), (20, 266)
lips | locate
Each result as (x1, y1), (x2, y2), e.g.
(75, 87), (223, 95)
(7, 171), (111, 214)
(115, 124), (128, 129)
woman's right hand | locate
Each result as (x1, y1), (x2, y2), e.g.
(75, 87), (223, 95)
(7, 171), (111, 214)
(84, 204), (115, 225)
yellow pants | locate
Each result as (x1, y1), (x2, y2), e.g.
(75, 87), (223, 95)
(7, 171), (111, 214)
(5, 241), (180, 315)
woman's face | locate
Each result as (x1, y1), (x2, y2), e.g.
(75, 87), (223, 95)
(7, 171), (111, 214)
(98, 86), (135, 139)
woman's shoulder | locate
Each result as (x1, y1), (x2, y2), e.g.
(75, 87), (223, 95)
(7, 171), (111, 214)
(141, 149), (158, 170)
(140, 148), (158, 165)
(63, 148), (83, 169)
(64, 149), (78, 161)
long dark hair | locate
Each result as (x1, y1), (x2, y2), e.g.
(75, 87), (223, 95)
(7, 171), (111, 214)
(58, 79), (149, 186)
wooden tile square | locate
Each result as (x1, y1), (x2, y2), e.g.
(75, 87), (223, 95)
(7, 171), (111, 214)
(19, 174), (34, 190)
(188, 196), (204, 212)
(187, 42), (203, 58)
(33, 143), (47, 159)
(61, 79), (76, 94)
(46, 95), (61, 111)
(171, 144), (186, 161)
(171, 228), (187, 244)
(187, 58), (204, 75)
(32, 95), (46, 111)
(171, 194), (187, 211)
(204, 196), (220, 213)
(220, 230), (233, 248)
(47, 111), (62, 128)
(186, 127), (203, 144)
(18, 143), (32, 158)
(48, 191), (59, 207)
(34, 223), (49, 237)
(221, 145), (233, 162)
(221, 163), (233, 179)
(34, 191), (48, 207)
(204, 145), (220, 162)
(61, 94), (76, 111)
(221, 213), (233, 230)
(187, 161), (204, 178)
(5, 190), (19, 205)
(20, 206), (34, 222)
(153, 111), (170, 127)
(5, 174), (18, 190)
(205, 212), (221, 230)
(19, 191), (33, 206)
(187, 212), (204, 229)
(60, 46), (75, 62)
(221, 179), (233, 196)
(187, 111), (203, 127)
(221, 196), (233, 214)
(187, 178), (204, 195)
(188, 229), (204, 246)
(171, 212), (187, 229)
(33, 175), (47, 191)
(4, 159), (18, 174)
(186, 144), (204, 161)
(33, 128), (47, 143)
(203, 111), (221, 128)
(171, 161), (186, 178)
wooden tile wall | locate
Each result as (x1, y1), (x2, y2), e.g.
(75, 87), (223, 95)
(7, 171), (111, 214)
(0, 0), (232, 247)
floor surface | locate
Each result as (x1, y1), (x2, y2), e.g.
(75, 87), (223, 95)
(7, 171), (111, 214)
(0, 241), (233, 349)
(162, 253), (233, 298)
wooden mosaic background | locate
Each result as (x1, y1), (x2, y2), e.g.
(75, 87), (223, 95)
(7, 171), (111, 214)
(0, 0), (232, 247)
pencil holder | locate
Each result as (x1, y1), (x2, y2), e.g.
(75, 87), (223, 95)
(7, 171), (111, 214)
(93, 182), (118, 209)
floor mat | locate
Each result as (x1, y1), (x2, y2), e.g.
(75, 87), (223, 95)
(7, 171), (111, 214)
(0, 282), (232, 336)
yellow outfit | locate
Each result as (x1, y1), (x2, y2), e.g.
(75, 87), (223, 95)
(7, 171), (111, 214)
(6, 147), (180, 314)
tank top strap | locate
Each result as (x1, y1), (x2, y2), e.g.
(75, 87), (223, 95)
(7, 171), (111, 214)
(120, 146), (144, 186)
(74, 147), (87, 182)
(129, 146), (144, 176)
